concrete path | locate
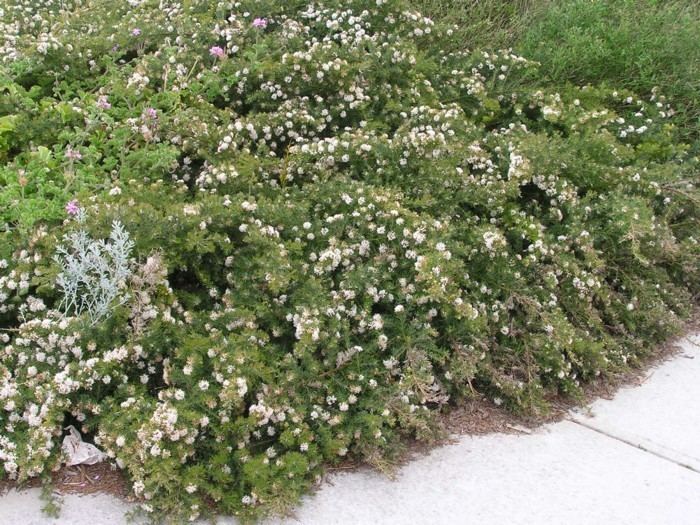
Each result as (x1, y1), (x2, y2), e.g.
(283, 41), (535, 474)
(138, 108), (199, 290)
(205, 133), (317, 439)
(2, 334), (699, 525)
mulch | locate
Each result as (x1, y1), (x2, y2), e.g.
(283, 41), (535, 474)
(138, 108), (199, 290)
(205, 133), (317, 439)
(0, 461), (131, 501)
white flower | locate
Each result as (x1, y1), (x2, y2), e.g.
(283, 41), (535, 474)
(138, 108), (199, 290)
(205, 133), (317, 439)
(241, 201), (257, 212)
(483, 231), (503, 251)
(183, 205), (199, 216)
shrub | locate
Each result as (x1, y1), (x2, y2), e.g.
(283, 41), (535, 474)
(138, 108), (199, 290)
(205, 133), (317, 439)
(0, 0), (698, 522)
(54, 210), (135, 325)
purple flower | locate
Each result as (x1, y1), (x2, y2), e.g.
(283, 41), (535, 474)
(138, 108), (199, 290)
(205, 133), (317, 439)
(209, 46), (225, 59)
(131, 28), (141, 36)
(65, 200), (80, 216)
(65, 146), (82, 160)
(143, 107), (158, 120)
(96, 95), (111, 110)
(252, 18), (268, 29)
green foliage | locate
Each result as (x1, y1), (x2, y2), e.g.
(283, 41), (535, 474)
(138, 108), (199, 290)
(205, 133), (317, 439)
(415, 0), (700, 149)
(517, 0), (700, 148)
(412, 0), (542, 50)
(0, 0), (698, 523)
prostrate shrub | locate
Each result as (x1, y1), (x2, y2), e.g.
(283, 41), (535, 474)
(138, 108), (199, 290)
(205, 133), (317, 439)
(1, 0), (698, 521)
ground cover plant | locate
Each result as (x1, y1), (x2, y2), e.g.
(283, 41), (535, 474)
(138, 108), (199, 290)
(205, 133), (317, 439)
(1, 0), (698, 522)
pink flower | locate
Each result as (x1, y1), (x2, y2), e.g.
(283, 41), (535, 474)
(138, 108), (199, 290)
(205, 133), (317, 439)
(65, 146), (82, 160)
(96, 95), (111, 110)
(252, 18), (268, 29)
(209, 46), (225, 59)
(65, 200), (80, 216)
(131, 28), (141, 36)
(143, 107), (157, 120)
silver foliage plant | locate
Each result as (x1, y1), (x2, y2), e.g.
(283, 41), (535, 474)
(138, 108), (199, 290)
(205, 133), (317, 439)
(54, 209), (135, 324)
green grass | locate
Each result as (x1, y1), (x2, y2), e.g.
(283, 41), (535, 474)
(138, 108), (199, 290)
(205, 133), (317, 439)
(417, 0), (700, 149)
(518, 0), (700, 148)
(414, 0), (546, 49)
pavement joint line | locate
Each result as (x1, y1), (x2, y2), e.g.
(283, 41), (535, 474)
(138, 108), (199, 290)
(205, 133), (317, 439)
(568, 417), (700, 475)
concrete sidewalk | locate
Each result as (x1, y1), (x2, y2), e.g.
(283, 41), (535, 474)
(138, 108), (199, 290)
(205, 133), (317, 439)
(3, 334), (699, 525)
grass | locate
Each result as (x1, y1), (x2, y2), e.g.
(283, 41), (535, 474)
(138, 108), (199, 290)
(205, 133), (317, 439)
(418, 0), (700, 149)
(414, 0), (544, 49)
(519, 0), (700, 148)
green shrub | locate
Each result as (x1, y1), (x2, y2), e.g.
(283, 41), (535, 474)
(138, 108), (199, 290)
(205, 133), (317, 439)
(0, 0), (698, 522)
